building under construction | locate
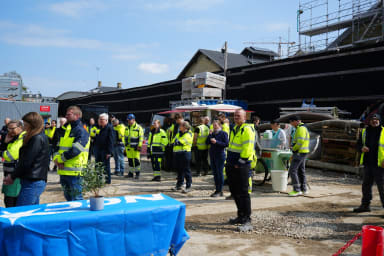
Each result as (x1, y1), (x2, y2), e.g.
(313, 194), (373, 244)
(58, 0), (384, 123)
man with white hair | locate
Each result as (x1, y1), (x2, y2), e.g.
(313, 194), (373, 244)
(94, 113), (115, 184)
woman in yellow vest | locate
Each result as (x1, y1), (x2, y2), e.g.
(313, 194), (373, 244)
(171, 121), (193, 193)
(148, 120), (168, 181)
(1, 120), (25, 207)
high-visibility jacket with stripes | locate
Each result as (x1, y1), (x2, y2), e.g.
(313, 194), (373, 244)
(196, 124), (209, 150)
(173, 131), (193, 152)
(125, 122), (144, 159)
(167, 124), (175, 144)
(53, 124), (90, 176)
(148, 128), (168, 155)
(114, 124), (126, 145)
(291, 123), (310, 153)
(45, 127), (56, 140)
(360, 127), (384, 167)
(2, 131), (26, 171)
(227, 123), (256, 165)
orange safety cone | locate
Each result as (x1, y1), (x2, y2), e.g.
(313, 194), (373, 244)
(361, 225), (384, 256)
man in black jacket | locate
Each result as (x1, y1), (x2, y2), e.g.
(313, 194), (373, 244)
(94, 113), (115, 184)
(353, 114), (384, 212)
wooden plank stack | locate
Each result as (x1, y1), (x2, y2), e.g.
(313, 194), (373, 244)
(320, 125), (362, 166)
(181, 72), (225, 100)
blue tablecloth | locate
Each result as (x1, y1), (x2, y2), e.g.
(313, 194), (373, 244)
(0, 193), (189, 256)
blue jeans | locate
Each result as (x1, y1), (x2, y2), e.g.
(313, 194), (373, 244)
(289, 153), (307, 192)
(17, 179), (46, 206)
(60, 175), (83, 201)
(113, 144), (125, 174)
(94, 148), (111, 184)
(210, 151), (226, 192)
(174, 151), (192, 188)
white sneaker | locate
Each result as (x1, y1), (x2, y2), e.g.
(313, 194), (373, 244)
(303, 190), (309, 195)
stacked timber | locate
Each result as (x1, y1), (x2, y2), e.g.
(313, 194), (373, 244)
(182, 72), (225, 100)
(181, 77), (194, 100)
(320, 121), (362, 166)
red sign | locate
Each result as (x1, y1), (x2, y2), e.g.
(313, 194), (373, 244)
(10, 81), (18, 86)
(40, 106), (50, 112)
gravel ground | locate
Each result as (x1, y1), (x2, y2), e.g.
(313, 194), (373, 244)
(1, 158), (380, 255)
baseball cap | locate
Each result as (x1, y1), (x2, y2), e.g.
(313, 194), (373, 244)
(288, 115), (300, 122)
(126, 114), (135, 120)
(371, 113), (381, 120)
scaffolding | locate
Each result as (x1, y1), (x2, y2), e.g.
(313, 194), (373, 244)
(290, 0), (384, 54)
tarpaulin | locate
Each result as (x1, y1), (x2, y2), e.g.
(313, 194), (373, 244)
(0, 194), (189, 256)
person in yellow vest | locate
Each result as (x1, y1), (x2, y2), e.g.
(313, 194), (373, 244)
(53, 106), (90, 201)
(171, 121), (193, 193)
(288, 115), (310, 197)
(353, 114), (384, 212)
(165, 114), (184, 172)
(88, 117), (98, 160)
(148, 120), (168, 181)
(112, 118), (126, 176)
(0, 120), (25, 207)
(194, 116), (210, 176)
(124, 114), (144, 179)
(226, 109), (255, 232)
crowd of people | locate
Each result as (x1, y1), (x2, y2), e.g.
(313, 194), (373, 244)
(1, 106), (383, 233)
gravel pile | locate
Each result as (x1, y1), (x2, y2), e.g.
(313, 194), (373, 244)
(250, 210), (339, 239)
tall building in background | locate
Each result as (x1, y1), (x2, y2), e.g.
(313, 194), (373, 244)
(0, 71), (23, 100)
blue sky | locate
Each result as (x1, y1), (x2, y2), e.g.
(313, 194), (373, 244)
(0, 0), (301, 97)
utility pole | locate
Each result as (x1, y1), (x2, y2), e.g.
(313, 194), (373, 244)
(222, 41), (228, 100)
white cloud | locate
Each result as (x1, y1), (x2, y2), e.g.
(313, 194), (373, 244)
(138, 62), (169, 74)
(144, 0), (224, 11)
(112, 54), (139, 61)
(2, 35), (104, 49)
(48, 0), (107, 17)
(265, 23), (290, 32)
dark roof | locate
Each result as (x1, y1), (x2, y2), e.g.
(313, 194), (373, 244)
(241, 47), (279, 57)
(177, 49), (263, 79)
(89, 86), (121, 94)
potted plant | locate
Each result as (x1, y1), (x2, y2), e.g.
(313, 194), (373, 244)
(81, 161), (107, 211)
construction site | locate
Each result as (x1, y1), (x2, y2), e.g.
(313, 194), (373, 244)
(2, 0), (384, 255)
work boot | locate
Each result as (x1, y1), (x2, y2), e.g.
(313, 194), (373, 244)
(171, 186), (182, 192)
(134, 172), (140, 180)
(152, 176), (161, 182)
(238, 220), (253, 232)
(196, 172), (201, 177)
(353, 205), (371, 213)
(182, 187), (191, 194)
(228, 216), (244, 225)
(210, 191), (223, 197)
(125, 172), (134, 178)
(225, 194), (234, 200)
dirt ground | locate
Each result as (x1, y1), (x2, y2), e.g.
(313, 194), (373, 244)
(1, 158), (383, 256)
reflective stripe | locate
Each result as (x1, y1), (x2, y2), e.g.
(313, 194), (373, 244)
(228, 148), (242, 153)
(62, 166), (83, 171)
(173, 149), (190, 152)
(380, 143), (384, 148)
(5, 151), (15, 161)
(59, 146), (71, 151)
(230, 142), (242, 147)
(151, 152), (164, 155)
(73, 142), (88, 152)
(296, 136), (309, 141)
(3, 166), (15, 172)
(242, 140), (255, 145)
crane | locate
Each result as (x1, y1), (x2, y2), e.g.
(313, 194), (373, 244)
(243, 37), (296, 57)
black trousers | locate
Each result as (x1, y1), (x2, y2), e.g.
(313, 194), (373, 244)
(174, 152), (192, 188)
(226, 163), (251, 220)
(362, 165), (384, 207)
(196, 149), (209, 174)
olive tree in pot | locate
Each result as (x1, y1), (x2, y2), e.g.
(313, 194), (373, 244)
(82, 162), (106, 211)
